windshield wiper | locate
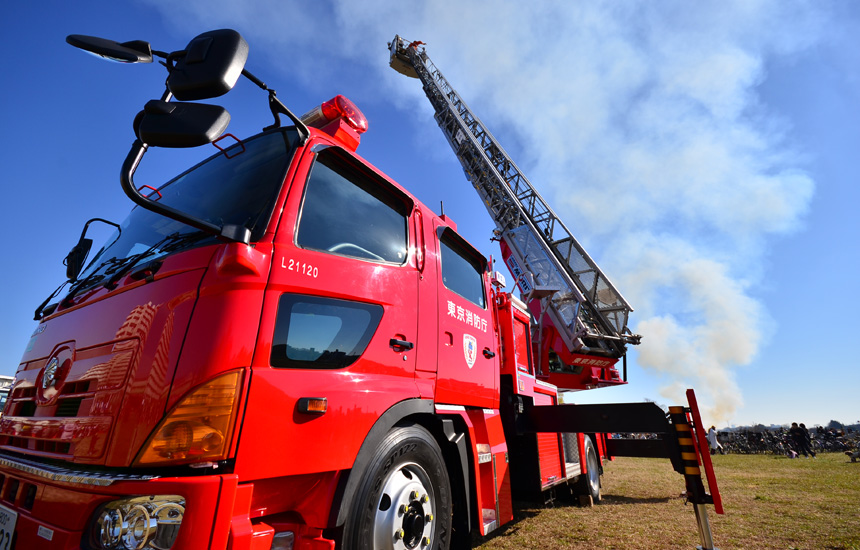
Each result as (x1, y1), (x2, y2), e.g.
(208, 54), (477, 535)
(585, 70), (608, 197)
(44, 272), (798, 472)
(56, 256), (126, 310)
(102, 231), (210, 290)
(34, 281), (70, 320)
(43, 231), (213, 316)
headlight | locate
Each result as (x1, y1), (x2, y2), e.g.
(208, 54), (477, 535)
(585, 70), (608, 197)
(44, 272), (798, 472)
(90, 495), (185, 550)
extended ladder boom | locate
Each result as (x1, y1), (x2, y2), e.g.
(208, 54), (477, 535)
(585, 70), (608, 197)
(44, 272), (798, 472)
(390, 36), (640, 358)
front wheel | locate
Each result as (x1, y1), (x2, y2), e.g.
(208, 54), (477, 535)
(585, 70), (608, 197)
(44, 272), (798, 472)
(343, 424), (452, 550)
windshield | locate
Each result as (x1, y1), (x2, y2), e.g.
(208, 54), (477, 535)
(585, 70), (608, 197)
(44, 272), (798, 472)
(70, 128), (297, 294)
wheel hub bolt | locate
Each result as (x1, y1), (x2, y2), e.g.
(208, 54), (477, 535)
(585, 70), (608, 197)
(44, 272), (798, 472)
(425, 514), (433, 522)
(420, 494), (429, 504)
(410, 490), (419, 501)
(395, 529), (405, 541)
(399, 504), (407, 515)
(422, 536), (431, 546)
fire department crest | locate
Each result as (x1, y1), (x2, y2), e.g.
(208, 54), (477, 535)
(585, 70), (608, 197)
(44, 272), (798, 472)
(463, 334), (477, 369)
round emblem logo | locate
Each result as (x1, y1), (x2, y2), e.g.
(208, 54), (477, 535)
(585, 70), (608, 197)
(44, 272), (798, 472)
(463, 334), (477, 369)
(43, 357), (60, 389)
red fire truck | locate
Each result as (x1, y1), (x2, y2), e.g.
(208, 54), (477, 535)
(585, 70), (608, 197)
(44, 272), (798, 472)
(0, 30), (720, 550)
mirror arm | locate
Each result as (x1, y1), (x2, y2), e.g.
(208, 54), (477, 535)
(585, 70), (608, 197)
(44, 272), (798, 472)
(77, 218), (121, 243)
(120, 139), (250, 245)
(240, 68), (310, 143)
(65, 217), (123, 282)
(242, 68), (268, 90)
(266, 91), (309, 143)
(164, 49), (185, 71)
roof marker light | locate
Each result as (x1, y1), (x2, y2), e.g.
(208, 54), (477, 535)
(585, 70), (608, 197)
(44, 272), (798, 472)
(300, 95), (368, 134)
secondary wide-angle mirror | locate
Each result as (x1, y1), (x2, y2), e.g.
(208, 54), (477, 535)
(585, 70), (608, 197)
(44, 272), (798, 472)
(135, 100), (231, 148)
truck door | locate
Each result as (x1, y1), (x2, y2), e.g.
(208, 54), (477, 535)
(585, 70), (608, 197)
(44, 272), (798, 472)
(434, 226), (499, 409)
(238, 144), (422, 480)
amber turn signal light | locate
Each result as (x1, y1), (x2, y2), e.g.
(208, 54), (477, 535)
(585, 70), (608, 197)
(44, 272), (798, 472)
(297, 397), (327, 414)
(135, 370), (243, 466)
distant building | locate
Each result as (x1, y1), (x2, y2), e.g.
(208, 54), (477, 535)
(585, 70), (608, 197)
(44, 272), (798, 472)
(0, 375), (13, 413)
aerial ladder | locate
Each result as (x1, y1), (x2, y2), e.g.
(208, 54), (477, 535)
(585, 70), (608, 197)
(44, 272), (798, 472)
(389, 37), (722, 549)
(389, 37), (640, 379)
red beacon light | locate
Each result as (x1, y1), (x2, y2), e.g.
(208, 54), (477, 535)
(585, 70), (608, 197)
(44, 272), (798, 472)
(300, 95), (368, 151)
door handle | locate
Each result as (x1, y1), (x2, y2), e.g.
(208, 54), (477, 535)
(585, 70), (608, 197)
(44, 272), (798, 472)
(483, 347), (495, 359)
(390, 338), (414, 351)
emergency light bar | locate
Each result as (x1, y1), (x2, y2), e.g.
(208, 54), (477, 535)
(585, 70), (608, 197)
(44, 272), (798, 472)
(300, 95), (368, 134)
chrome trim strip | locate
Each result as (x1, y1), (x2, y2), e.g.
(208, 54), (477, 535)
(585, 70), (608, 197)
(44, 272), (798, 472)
(534, 378), (557, 390)
(0, 455), (159, 487)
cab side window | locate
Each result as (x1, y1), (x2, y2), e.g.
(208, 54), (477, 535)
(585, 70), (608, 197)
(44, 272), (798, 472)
(271, 294), (383, 369)
(440, 233), (486, 308)
(297, 151), (409, 264)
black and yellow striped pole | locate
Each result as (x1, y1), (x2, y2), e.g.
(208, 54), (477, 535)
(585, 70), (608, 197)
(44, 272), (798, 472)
(669, 406), (718, 550)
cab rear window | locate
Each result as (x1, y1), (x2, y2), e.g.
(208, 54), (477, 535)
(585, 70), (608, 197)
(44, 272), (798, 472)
(440, 233), (486, 308)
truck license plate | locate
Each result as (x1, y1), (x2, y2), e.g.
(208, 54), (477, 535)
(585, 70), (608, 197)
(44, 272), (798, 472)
(0, 503), (17, 550)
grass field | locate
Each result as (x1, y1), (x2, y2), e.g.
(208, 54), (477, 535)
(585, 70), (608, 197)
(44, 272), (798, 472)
(473, 453), (860, 550)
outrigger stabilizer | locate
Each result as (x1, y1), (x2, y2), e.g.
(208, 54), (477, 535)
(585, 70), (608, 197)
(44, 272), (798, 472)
(520, 389), (723, 549)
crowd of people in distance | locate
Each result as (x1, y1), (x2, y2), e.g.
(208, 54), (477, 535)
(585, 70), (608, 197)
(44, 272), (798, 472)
(711, 424), (857, 457)
(610, 423), (858, 459)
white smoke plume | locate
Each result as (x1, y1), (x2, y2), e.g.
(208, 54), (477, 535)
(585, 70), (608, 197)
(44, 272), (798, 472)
(144, 0), (827, 423)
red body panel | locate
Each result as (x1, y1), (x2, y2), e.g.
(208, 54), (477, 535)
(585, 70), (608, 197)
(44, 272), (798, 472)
(1, 470), (230, 550)
(436, 406), (512, 536)
(3, 247), (214, 466)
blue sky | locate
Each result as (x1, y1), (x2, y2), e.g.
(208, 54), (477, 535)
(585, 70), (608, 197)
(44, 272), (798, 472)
(1, 1), (858, 428)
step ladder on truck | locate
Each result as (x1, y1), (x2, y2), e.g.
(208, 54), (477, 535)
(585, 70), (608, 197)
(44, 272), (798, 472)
(389, 35), (723, 549)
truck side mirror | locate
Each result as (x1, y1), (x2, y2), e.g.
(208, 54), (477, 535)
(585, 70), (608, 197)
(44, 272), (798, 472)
(64, 238), (93, 281)
(134, 100), (231, 148)
(166, 29), (249, 101)
(67, 29), (248, 101)
(66, 34), (153, 63)
(63, 218), (122, 282)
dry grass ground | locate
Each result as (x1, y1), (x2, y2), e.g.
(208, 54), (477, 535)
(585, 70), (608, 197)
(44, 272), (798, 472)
(473, 453), (859, 550)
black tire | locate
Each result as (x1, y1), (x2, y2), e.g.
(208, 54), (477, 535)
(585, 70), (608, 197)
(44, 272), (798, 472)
(342, 423), (452, 550)
(576, 436), (601, 502)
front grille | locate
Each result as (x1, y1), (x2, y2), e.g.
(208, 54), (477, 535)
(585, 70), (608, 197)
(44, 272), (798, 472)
(4, 478), (19, 503)
(6, 438), (27, 450)
(23, 483), (36, 510)
(12, 387), (35, 399)
(62, 380), (90, 394)
(16, 402), (35, 417)
(34, 441), (71, 454)
(56, 397), (84, 417)
(4, 338), (139, 462)
(0, 475), (42, 511)
(7, 380), (92, 418)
